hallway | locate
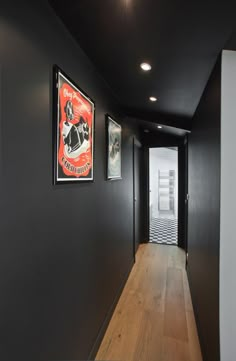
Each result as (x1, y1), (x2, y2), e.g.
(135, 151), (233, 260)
(96, 244), (202, 361)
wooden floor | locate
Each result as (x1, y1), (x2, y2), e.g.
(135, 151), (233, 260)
(96, 243), (202, 361)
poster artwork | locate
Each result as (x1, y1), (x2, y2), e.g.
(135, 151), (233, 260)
(107, 116), (122, 179)
(56, 69), (94, 182)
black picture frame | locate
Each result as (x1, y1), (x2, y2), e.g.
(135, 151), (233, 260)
(106, 114), (122, 180)
(53, 66), (95, 184)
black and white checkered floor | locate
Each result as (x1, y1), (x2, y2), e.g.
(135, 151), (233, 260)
(149, 217), (178, 245)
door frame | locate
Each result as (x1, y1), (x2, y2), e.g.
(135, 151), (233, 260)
(133, 136), (142, 262)
(147, 144), (187, 249)
(184, 136), (189, 261)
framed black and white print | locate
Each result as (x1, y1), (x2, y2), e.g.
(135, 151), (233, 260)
(106, 115), (122, 180)
(53, 66), (95, 183)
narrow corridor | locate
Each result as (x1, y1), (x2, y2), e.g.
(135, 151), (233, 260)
(96, 244), (202, 361)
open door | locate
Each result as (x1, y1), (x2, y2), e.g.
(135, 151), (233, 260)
(149, 147), (178, 245)
(133, 138), (142, 259)
(147, 141), (188, 250)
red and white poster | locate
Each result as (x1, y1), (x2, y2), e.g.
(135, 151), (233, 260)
(54, 68), (95, 182)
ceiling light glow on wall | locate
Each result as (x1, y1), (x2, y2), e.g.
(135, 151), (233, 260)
(149, 96), (157, 102)
(124, 0), (132, 8)
(140, 62), (152, 71)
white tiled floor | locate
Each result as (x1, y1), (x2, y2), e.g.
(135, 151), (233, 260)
(149, 217), (178, 245)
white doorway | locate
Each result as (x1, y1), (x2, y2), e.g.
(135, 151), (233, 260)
(149, 147), (178, 245)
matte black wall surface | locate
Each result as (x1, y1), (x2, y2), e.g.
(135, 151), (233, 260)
(0, 2), (142, 359)
(188, 57), (221, 361)
(142, 132), (185, 148)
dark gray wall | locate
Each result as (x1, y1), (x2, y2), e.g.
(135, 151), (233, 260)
(0, 2), (142, 360)
(188, 57), (221, 361)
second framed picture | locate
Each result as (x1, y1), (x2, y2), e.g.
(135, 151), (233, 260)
(106, 115), (122, 180)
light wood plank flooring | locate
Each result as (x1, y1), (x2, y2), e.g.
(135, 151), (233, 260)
(96, 243), (202, 361)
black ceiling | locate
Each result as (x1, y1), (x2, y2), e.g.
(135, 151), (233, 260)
(50, 0), (236, 132)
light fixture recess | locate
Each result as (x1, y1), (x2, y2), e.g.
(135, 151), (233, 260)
(149, 96), (157, 102)
(140, 62), (152, 71)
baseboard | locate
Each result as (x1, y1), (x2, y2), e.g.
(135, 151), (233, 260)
(88, 258), (135, 360)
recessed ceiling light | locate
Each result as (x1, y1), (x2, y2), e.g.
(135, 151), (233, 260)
(140, 62), (152, 71)
(157, 125), (162, 129)
(149, 96), (157, 102)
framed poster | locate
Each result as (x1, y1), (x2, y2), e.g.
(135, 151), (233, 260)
(106, 115), (122, 180)
(53, 66), (95, 183)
